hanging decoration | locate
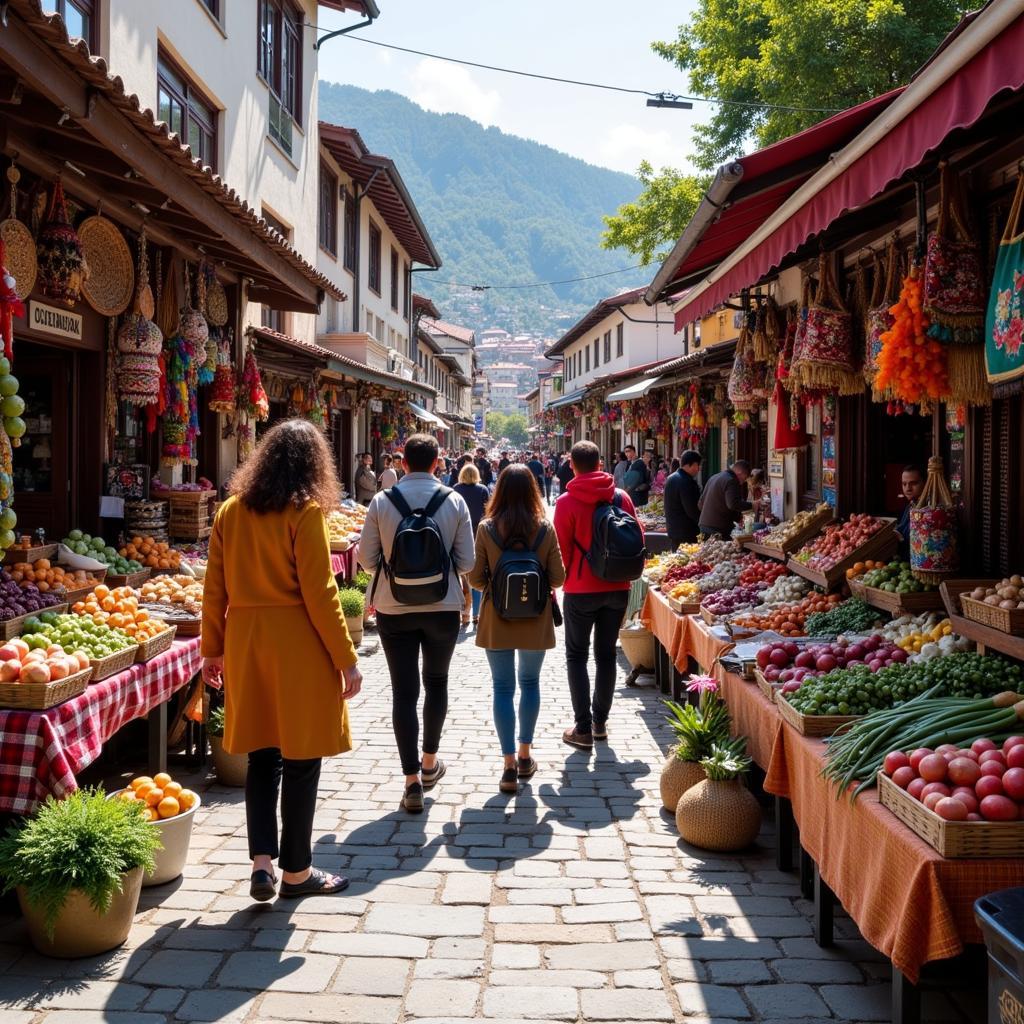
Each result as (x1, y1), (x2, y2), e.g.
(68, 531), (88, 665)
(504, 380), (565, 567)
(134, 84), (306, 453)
(772, 309), (809, 452)
(874, 263), (949, 412)
(237, 345), (270, 422)
(116, 229), (163, 406)
(160, 332), (197, 467)
(909, 455), (959, 582)
(0, 163), (37, 301)
(791, 250), (861, 395)
(865, 238), (902, 401)
(985, 168), (1024, 392)
(198, 328), (218, 386)
(177, 263), (210, 360)
(208, 328), (237, 413)
(202, 261), (229, 328)
(36, 178), (88, 308)
(0, 240), (25, 364)
(727, 312), (760, 413)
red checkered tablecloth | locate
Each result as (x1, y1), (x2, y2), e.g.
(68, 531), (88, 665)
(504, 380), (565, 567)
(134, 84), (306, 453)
(330, 542), (360, 581)
(0, 637), (202, 816)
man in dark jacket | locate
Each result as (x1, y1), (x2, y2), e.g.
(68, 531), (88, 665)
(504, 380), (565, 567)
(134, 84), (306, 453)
(556, 451), (574, 495)
(624, 448), (652, 507)
(664, 449), (703, 548)
(698, 460), (752, 538)
(475, 447), (493, 487)
(497, 451), (511, 475)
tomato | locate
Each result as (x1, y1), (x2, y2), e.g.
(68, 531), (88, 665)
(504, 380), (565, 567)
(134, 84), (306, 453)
(980, 760), (1007, 778)
(955, 748), (979, 761)
(951, 787), (979, 813)
(1002, 767), (1024, 802)
(972, 738), (997, 755)
(935, 797), (968, 821)
(923, 791), (945, 812)
(920, 781), (951, 798)
(909, 748), (934, 772)
(975, 775), (1005, 799)
(883, 751), (911, 776)
(947, 757), (981, 788)
(918, 754), (949, 783)
(1007, 745), (1024, 771)
(980, 795), (1020, 821)
(967, 812), (982, 821)
(1002, 735), (1024, 754)
(979, 750), (1006, 765)
(907, 777), (927, 800)
(935, 744), (959, 756)
(892, 766), (916, 789)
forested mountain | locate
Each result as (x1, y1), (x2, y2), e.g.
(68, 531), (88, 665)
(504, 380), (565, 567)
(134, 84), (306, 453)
(319, 83), (644, 338)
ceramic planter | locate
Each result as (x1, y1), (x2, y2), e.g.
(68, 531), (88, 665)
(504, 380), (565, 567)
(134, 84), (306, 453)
(660, 757), (705, 812)
(675, 778), (762, 852)
(210, 734), (247, 787)
(345, 614), (363, 646)
(18, 865), (143, 958)
(144, 795), (201, 887)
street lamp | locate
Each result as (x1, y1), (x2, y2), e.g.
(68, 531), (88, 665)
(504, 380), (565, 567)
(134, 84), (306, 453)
(646, 94), (694, 110)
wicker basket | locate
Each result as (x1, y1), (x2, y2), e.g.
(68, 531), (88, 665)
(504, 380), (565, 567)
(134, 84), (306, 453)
(330, 539), (352, 553)
(4, 543), (59, 566)
(960, 594), (1024, 636)
(0, 216), (37, 300)
(754, 668), (780, 704)
(166, 490), (214, 505)
(878, 771), (1024, 858)
(618, 624), (654, 670)
(776, 693), (860, 737)
(0, 666), (92, 710)
(90, 645), (138, 682)
(79, 215), (134, 317)
(0, 603), (68, 641)
(134, 625), (177, 663)
(106, 569), (152, 589)
(849, 578), (944, 615)
(667, 595), (699, 615)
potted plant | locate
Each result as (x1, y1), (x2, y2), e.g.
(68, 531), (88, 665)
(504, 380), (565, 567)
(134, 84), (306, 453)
(352, 570), (373, 624)
(0, 787), (158, 958)
(660, 676), (734, 812)
(675, 744), (762, 852)
(207, 705), (247, 787)
(338, 587), (365, 645)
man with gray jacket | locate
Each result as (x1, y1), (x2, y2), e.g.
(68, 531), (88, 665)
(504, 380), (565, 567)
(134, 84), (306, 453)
(697, 459), (752, 538)
(360, 434), (475, 813)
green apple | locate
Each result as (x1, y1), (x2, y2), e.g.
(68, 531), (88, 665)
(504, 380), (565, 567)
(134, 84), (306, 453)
(3, 416), (25, 439)
(0, 375), (18, 398)
(1, 395), (24, 418)
(0, 507), (16, 532)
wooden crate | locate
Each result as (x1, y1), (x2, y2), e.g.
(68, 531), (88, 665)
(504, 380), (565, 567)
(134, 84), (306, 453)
(787, 519), (899, 592)
(0, 603), (69, 641)
(744, 507), (834, 562)
(4, 543), (58, 566)
(90, 645), (138, 682)
(940, 580), (1024, 662)
(668, 595), (700, 615)
(848, 578), (944, 615)
(776, 693), (861, 736)
(106, 569), (152, 589)
(134, 624), (177, 663)
(0, 665), (92, 710)
(878, 771), (1024, 858)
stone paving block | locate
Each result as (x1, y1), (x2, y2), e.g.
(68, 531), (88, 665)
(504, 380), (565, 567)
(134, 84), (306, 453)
(641, 895), (703, 936)
(412, 959), (484, 980)
(490, 944), (540, 969)
(404, 979), (480, 1017)
(432, 938), (487, 959)
(545, 942), (658, 971)
(819, 984), (892, 1021)
(613, 969), (664, 988)
(744, 983), (829, 1018)
(441, 873), (492, 905)
(707, 959), (774, 984)
(309, 933), (430, 959)
(573, 886), (641, 905)
(38, 1014), (166, 1024)
(580, 988), (675, 1021)
(217, 951), (340, 993)
(38, 981), (149, 1011)
(493, 923), (611, 944)
(143, 988), (185, 1013)
(566, 861), (630, 879)
(259, 992), (401, 1022)
(504, 887), (573, 905)
(771, 958), (864, 983)
(482, 985), (577, 1020)
(488, 968), (606, 988)
(333, 957), (411, 995)
(561, 901), (643, 923)
(695, 894), (800, 917)
(674, 982), (751, 1018)
(703, 915), (812, 939)
(364, 905), (485, 938)
(616, 922), (655, 941)
(583, 837), (626, 859)
(134, 950), (220, 988)
(164, 927), (250, 951)
(487, 905), (557, 924)
(175, 989), (259, 1021)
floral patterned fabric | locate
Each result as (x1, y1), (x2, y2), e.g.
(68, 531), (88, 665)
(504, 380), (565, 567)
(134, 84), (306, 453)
(986, 233), (1024, 385)
(923, 233), (985, 337)
(909, 506), (959, 578)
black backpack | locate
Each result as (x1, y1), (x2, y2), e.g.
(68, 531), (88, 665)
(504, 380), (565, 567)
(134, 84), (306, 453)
(487, 523), (549, 620)
(578, 491), (646, 582)
(372, 485), (454, 606)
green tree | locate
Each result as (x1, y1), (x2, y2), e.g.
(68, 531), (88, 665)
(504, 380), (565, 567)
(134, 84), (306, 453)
(486, 411), (529, 447)
(603, 0), (968, 261)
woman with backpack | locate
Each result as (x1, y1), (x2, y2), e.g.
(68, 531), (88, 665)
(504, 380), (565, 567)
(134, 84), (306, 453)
(453, 462), (489, 626)
(468, 465), (566, 793)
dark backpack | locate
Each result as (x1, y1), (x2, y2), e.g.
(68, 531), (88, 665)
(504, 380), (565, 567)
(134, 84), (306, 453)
(578, 492), (646, 582)
(372, 485), (454, 606)
(487, 523), (549, 620)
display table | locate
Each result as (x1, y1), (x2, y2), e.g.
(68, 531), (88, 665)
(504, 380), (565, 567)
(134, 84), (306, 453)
(714, 664), (781, 772)
(764, 708), (1024, 986)
(330, 541), (360, 581)
(0, 637), (203, 816)
(641, 588), (734, 674)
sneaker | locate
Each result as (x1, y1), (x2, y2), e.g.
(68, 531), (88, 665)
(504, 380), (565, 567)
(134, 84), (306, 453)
(517, 757), (538, 780)
(562, 727), (594, 750)
(499, 767), (518, 793)
(592, 722), (608, 740)
(421, 760), (446, 790)
(401, 782), (424, 813)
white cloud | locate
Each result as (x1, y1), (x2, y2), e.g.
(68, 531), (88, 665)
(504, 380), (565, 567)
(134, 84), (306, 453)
(598, 123), (687, 175)
(374, 48), (393, 66)
(407, 59), (501, 125)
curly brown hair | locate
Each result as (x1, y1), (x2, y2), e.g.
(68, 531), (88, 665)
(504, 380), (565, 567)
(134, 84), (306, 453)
(230, 418), (341, 514)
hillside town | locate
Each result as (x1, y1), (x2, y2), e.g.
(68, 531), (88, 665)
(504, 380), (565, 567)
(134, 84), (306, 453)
(2, 5), (1024, 1024)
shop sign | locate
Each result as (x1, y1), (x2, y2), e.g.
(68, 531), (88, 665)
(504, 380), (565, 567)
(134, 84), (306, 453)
(29, 301), (83, 341)
(768, 459), (784, 478)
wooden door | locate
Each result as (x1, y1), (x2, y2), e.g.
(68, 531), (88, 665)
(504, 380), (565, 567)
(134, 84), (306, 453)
(10, 354), (70, 541)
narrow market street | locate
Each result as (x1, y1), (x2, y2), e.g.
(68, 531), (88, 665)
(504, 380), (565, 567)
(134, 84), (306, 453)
(0, 630), (985, 1024)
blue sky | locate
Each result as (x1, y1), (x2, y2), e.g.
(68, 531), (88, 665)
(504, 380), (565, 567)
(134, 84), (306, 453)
(317, 1), (702, 177)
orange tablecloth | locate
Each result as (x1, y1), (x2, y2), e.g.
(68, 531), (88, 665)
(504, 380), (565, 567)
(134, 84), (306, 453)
(715, 667), (782, 771)
(641, 589), (734, 675)
(765, 720), (1024, 983)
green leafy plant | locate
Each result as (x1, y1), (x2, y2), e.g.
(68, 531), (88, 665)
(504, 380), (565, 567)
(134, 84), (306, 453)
(338, 588), (365, 618)
(664, 675), (740, 762)
(351, 570), (372, 594)
(207, 704), (226, 737)
(0, 788), (159, 939)
(699, 743), (752, 781)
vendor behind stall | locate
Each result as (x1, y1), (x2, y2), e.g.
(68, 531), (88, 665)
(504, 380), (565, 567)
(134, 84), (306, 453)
(895, 464), (925, 556)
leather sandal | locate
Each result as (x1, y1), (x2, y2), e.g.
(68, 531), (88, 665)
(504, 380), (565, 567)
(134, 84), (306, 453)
(278, 867), (349, 898)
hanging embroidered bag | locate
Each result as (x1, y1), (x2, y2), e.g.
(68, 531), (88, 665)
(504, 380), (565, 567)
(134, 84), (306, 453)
(985, 169), (1024, 390)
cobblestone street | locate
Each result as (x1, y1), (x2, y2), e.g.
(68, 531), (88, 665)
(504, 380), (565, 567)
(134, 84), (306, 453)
(0, 629), (986, 1023)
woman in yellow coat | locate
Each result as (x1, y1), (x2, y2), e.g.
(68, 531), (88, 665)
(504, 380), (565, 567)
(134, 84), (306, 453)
(202, 419), (362, 902)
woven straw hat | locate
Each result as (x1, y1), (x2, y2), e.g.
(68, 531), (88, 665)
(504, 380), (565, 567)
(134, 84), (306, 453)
(80, 215), (134, 317)
(205, 276), (228, 326)
(0, 219), (36, 300)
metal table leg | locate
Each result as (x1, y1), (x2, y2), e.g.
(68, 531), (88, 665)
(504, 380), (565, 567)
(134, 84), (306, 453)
(775, 797), (794, 872)
(891, 963), (921, 1024)
(813, 863), (835, 947)
(799, 846), (814, 899)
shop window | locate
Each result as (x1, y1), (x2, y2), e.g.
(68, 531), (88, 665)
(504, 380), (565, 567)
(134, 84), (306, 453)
(368, 222), (382, 295)
(403, 261), (410, 320)
(585, 347), (590, 373)
(259, 0), (302, 156)
(157, 52), (218, 170)
(44, 0), (96, 51)
(390, 248), (399, 312)
(260, 207), (290, 333)
(318, 162), (338, 255)
(604, 331), (611, 362)
(616, 323), (624, 358)
(802, 403), (822, 509)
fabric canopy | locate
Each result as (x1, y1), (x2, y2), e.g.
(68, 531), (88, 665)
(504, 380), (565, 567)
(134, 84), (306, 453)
(408, 401), (448, 428)
(606, 376), (662, 402)
(674, 9), (1024, 329)
(546, 388), (586, 410)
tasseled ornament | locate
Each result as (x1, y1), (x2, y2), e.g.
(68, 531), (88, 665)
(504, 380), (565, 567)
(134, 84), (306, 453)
(0, 240), (25, 362)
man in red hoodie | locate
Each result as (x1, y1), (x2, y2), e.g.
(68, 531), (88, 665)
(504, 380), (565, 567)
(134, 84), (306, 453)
(553, 440), (641, 749)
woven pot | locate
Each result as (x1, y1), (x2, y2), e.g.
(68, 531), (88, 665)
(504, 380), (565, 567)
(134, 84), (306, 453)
(675, 778), (762, 852)
(660, 756), (705, 812)
(210, 734), (247, 787)
(618, 624), (654, 670)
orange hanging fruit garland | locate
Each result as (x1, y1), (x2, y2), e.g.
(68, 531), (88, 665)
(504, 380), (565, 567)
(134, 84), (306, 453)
(874, 264), (949, 408)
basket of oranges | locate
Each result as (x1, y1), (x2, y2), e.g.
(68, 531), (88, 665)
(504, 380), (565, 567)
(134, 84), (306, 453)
(71, 584), (175, 662)
(118, 537), (182, 575)
(114, 772), (200, 886)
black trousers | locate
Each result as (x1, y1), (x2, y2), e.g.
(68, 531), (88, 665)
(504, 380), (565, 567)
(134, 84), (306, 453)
(563, 590), (629, 734)
(377, 611), (461, 775)
(245, 748), (321, 873)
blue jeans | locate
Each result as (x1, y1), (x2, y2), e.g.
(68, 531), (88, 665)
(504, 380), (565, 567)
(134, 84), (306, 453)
(486, 648), (545, 755)
(471, 587), (482, 619)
